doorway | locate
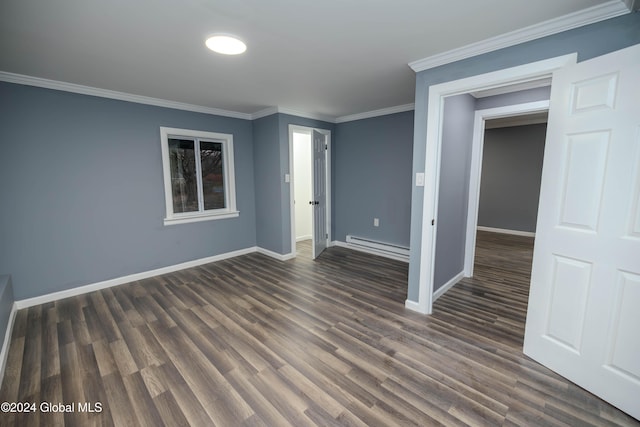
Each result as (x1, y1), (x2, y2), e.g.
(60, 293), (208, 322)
(288, 125), (331, 259)
(409, 53), (577, 315)
(414, 45), (640, 419)
(463, 102), (549, 278)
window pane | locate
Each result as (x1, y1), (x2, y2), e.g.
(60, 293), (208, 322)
(168, 138), (199, 213)
(200, 141), (226, 210)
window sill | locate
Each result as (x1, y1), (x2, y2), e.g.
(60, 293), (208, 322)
(164, 210), (239, 226)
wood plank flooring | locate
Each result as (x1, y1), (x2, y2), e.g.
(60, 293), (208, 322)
(1, 232), (638, 426)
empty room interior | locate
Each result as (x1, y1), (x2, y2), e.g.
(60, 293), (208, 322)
(1, 1), (639, 425)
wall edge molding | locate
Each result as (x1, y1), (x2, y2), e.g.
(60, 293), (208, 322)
(335, 103), (415, 123)
(409, 0), (629, 72)
(477, 226), (536, 237)
(0, 304), (18, 386)
(14, 247), (259, 309)
(433, 271), (465, 302)
(0, 71), (254, 120)
(255, 247), (296, 261)
(1, 71), (419, 125)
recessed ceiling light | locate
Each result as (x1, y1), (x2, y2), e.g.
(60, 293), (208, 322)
(205, 35), (247, 55)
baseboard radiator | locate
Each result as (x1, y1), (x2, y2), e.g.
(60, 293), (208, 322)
(345, 235), (410, 262)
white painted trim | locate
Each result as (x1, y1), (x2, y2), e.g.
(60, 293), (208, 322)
(409, 1), (628, 72)
(412, 53), (577, 316)
(15, 247), (258, 309)
(163, 211), (239, 226)
(256, 247), (296, 261)
(159, 127), (237, 225)
(252, 107), (279, 120)
(276, 107), (336, 124)
(0, 71), (417, 126)
(623, 0), (639, 12)
(433, 271), (465, 302)
(0, 303), (18, 386)
(477, 226), (536, 237)
(335, 103), (415, 123)
(333, 240), (409, 263)
(404, 299), (422, 312)
(296, 235), (312, 242)
(252, 107), (335, 123)
(464, 100), (549, 276)
(0, 71), (253, 120)
(471, 78), (551, 98)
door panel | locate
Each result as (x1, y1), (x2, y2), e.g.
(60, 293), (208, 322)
(524, 44), (640, 420)
(312, 130), (327, 259)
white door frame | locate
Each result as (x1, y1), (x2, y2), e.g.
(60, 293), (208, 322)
(408, 53), (577, 315)
(288, 124), (332, 257)
(463, 100), (550, 277)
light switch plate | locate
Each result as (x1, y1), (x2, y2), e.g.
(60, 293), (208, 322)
(284, 173), (290, 183)
(416, 172), (425, 186)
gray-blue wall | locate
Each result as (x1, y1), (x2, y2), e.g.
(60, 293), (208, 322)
(252, 113), (334, 255)
(478, 124), (547, 233)
(0, 82), (257, 300)
(334, 111), (414, 246)
(433, 95), (475, 290)
(408, 12), (640, 301)
(253, 114), (283, 253)
(475, 86), (551, 110)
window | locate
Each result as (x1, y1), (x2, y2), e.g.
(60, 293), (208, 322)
(160, 127), (238, 225)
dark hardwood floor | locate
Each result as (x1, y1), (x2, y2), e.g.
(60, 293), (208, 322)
(1, 233), (637, 426)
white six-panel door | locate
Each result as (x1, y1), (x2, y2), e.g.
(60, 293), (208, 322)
(524, 44), (640, 419)
(312, 130), (328, 259)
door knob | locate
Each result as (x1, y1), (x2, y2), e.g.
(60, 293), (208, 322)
(309, 201), (319, 205)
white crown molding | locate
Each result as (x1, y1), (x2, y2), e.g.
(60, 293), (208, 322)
(335, 103), (415, 123)
(1, 71), (419, 126)
(251, 106), (336, 123)
(251, 107), (279, 120)
(251, 106), (337, 123)
(0, 71), (254, 120)
(624, 0), (639, 11)
(276, 107), (336, 123)
(409, 0), (630, 72)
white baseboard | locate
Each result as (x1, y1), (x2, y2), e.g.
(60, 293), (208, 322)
(0, 303), (18, 386)
(295, 235), (312, 242)
(5, 244), (300, 380)
(433, 271), (465, 302)
(256, 247), (295, 261)
(477, 226), (535, 237)
(404, 299), (426, 313)
(16, 246), (260, 309)
(333, 240), (409, 263)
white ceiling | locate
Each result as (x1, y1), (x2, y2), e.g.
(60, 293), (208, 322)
(0, 0), (630, 120)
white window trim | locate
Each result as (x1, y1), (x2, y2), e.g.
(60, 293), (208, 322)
(160, 127), (238, 226)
